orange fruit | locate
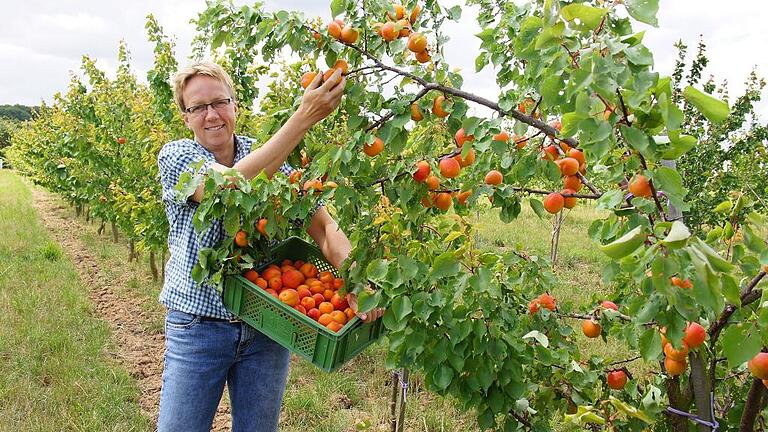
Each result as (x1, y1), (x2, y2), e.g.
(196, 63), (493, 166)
(330, 293), (347, 309)
(381, 21), (398, 41)
(407, 33), (427, 53)
(296, 286), (311, 299)
(664, 342), (689, 361)
(330, 310), (348, 325)
(255, 278), (268, 290)
(629, 174), (652, 198)
(484, 170), (503, 185)
(561, 189), (577, 209)
(319, 271), (334, 284)
(294, 304), (307, 315)
(425, 175), (440, 190)
(265, 288), (279, 298)
(300, 72), (318, 89)
(234, 230), (248, 248)
(243, 269), (259, 284)
(300, 296), (316, 310)
(543, 193), (564, 214)
(278, 289), (300, 307)
(312, 293), (325, 306)
(344, 307), (355, 321)
(415, 50), (430, 63)
(268, 277), (283, 290)
(307, 308), (321, 321)
(299, 262), (318, 279)
(557, 157), (580, 176)
(340, 25), (359, 43)
(256, 218), (268, 236)
(454, 128), (474, 147)
(434, 192), (452, 211)
(323, 289), (335, 301)
(563, 175), (583, 192)
(318, 313), (333, 326)
(432, 95), (448, 118)
(364, 136), (384, 157)
(318, 302), (334, 315)
(409, 4), (421, 23)
(332, 278), (344, 290)
(512, 134), (528, 150)
(582, 319), (602, 338)
(410, 103), (424, 121)
(327, 21), (342, 39)
(454, 149), (475, 167)
(665, 357), (687, 376)
(387, 3), (405, 20)
(542, 145), (560, 161)
(326, 321), (343, 332)
(493, 131), (509, 143)
(439, 157), (460, 178)
(568, 148), (586, 165)
(281, 269), (305, 289)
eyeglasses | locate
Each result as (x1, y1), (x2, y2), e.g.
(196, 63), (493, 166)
(184, 98), (233, 116)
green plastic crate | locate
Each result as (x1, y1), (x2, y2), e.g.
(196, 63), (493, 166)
(222, 236), (383, 372)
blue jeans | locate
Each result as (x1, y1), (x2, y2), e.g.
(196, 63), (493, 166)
(158, 310), (291, 432)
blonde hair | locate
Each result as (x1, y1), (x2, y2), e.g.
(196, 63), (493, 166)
(171, 61), (236, 112)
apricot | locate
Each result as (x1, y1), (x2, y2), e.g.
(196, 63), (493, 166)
(299, 262), (318, 279)
(563, 175), (583, 192)
(425, 175), (440, 191)
(234, 230), (248, 248)
(439, 157), (460, 178)
(512, 134), (528, 150)
(664, 342), (689, 361)
(332, 59), (349, 74)
(454, 128), (474, 147)
(410, 103), (424, 121)
(568, 148), (586, 165)
(415, 50), (431, 63)
(387, 3), (405, 20)
(300, 71), (318, 89)
(434, 192), (452, 211)
(330, 293), (349, 310)
(683, 322), (706, 348)
(407, 32), (427, 53)
(543, 193), (564, 214)
(454, 149), (475, 167)
(307, 308), (321, 321)
(665, 357), (687, 376)
(748, 353), (768, 379)
(409, 4), (421, 23)
(278, 289), (300, 307)
(484, 170), (503, 186)
(562, 189), (577, 209)
(629, 174), (652, 198)
(327, 21), (342, 39)
(542, 145), (560, 161)
(340, 25), (359, 43)
(582, 319), (601, 338)
(492, 131), (509, 143)
(607, 370), (627, 390)
(413, 161), (430, 182)
(558, 157), (580, 176)
(364, 136), (384, 157)
(457, 190), (472, 206)
(432, 95), (448, 118)
(381, 21), (398, 41)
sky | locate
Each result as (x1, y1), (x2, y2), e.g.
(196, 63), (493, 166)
(1, 0), (767, 119)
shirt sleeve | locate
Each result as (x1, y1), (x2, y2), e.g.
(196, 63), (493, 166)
(157, 140), (214, 206)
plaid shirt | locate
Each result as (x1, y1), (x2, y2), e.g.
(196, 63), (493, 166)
(157, 135), (294, 319)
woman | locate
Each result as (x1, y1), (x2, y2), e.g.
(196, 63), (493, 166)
(156, 61), (382, 431)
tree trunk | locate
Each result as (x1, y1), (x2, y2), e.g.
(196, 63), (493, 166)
(85, 208), (90, 222)
(75, 205), (82, 217)
(150, 251), (159, 281)
(128, 240), (135, 262)
(396, 368), (409, 432)
(689, 351), (713, 431)
(97, 219), (105, 236)
(740, 378), (765, 432)
(161, 249), (166, 281)
(111, 221), (118, 242)
(666, 375), (693, 432)
(389, 371), (399, 432)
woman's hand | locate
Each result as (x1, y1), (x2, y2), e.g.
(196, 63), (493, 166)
(295, 69), (345, 127)
(346, 292), (385, 323)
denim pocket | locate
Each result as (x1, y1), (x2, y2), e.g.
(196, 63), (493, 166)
(165, 310), (201, 330)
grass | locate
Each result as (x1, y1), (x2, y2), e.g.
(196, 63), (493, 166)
(1, 169), (629, 431)
(0, 171), (150, 431)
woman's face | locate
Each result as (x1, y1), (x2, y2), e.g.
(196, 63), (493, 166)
(181, 74), (237, 154)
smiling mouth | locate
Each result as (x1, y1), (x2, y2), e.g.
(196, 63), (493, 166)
(205, 124), (225, 132)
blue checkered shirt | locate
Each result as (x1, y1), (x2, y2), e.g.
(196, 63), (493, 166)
(157, 135), (295, 319)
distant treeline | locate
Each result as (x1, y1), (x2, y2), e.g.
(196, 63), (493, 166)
(0, 104), (39, 121)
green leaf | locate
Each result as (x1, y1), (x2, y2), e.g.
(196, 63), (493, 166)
(391, 295), (412, 321)
(620, 125), (654, 160)
(432, 365), (454, 390)
(721, 274), (741, 305)
(523, 330), (549, 348)
(693, 238), (734, 273)
(653, 166), (688, 209)
(659, 131), (696, 159)
(660, 221), (690, 249)
(356, 289), (381, 313)
(600, 226), (645, 259)
(721, 325), (762, 368)
(714, 200), (733, 213)
(431, 252), (461, 279)
(560, 4), (607, 30)
(366, 259), (390, 283)
(535, 22), (564, 50)
(639, 327), (663, 360)
(683, 86), (730, 124)
(624, 0), (659, 26)
(529, 198), (546, 219)
(330, 0), (344, 17)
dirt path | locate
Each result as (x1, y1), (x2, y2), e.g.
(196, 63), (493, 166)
(29, 187), (232, 431)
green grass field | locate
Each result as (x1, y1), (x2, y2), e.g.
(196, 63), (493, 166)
(0, 170), (620, 431)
